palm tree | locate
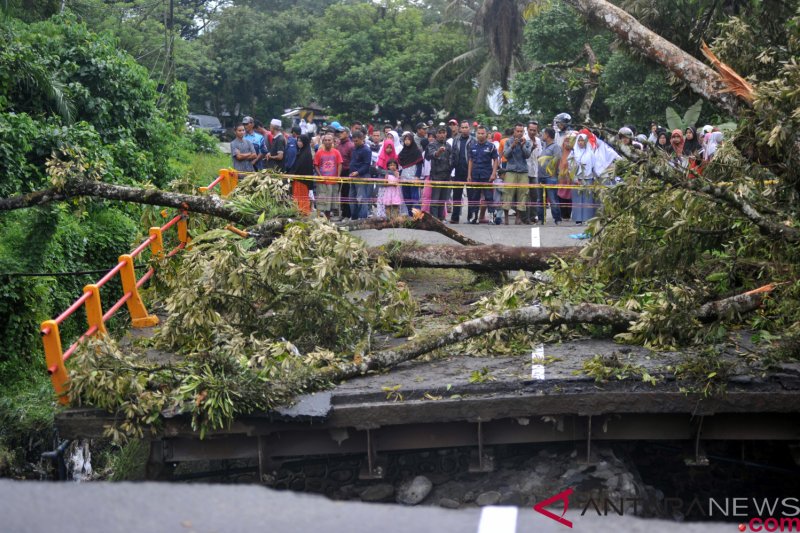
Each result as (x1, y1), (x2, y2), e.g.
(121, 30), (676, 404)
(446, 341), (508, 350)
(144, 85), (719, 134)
(3, 28), (75, 123)
(433, 0), (543, 112)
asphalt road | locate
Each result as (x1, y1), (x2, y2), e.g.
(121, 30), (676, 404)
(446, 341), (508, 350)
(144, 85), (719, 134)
(0, 480), (736, 533)
(352, 221), (587, 248)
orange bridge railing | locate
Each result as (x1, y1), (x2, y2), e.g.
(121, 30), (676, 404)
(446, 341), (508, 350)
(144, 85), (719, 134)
(40, 169), (240, 404)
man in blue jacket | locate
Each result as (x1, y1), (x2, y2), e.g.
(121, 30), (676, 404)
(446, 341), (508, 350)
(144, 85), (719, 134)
(466, 125), (499, 224)
(348, 130), (373, 220)
(448, 120), (474, 224)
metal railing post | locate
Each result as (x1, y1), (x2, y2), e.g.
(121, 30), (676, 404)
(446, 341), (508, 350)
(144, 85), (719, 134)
(219, 169), (232, 196)
(177, 211), (190, 246)
(229, 169), (239, 192)
(41, 320), (69, 405)
(82, 284), (107, 336)
(149, 227), (164, 257)
(118, 254), (159, 328)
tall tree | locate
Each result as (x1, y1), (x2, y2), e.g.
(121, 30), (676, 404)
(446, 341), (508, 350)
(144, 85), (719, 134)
(187, 5), (308, 121)
(287, 2), (473, 122)
(433, 0), (531, 112)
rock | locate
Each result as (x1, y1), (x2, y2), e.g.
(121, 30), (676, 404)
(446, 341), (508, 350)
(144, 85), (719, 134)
(591, 461), (615, 480)
(360, 483), (395, 502)
(439, 498), (461, 509)
(476, 491), (502, 506)
(463, 490), (476, 503)
(338, 484), (358, 498)
(426, 473), (452, 485)
(534, 463), (550, 476)
(396, 476), (433, 505)
(499, 491), (524, 506)
(617, 472), (637, 495)
(521, 478), (544, 494)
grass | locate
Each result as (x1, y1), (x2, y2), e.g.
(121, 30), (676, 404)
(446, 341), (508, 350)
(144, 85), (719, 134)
(0, 373), (58, 477)
(172, 151), (231, 188)
(96, 439), (148, 481)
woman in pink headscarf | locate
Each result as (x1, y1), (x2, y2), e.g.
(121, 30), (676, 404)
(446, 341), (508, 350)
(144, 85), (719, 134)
(669, 129), (688, 169)
(375, 135), (399, 219)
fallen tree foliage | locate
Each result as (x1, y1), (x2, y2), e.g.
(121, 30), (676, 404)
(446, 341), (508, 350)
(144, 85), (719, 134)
(324, 283), (777, 381)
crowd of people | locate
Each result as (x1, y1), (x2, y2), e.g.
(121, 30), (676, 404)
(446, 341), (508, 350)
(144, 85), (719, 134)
(230, 112), (726, 225)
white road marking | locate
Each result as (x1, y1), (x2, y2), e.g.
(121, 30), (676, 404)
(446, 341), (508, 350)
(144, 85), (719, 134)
(531, 226), (541, 248)
(532, 343), (545, 380)
(478, 506), (518, 533)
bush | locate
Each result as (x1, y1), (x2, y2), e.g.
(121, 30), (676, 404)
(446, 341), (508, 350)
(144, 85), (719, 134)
(188, 129), (221, 155)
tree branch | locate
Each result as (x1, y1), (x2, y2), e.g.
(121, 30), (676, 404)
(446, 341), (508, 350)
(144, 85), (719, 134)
(340, 210), (482, 246)
(0, 179), (259, 225)
(659, 172), (800, 244)
(561, 0), (742, 115)
(322, 302), (639, 381)
(601, 134), (800, 245)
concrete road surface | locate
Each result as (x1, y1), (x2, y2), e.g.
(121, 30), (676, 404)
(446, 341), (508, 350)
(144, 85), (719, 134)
(0, 480), (737, 533)
(352, 221), (588, 248)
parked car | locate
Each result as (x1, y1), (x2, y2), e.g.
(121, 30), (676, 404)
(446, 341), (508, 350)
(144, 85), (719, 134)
(187, 114), (226, 139)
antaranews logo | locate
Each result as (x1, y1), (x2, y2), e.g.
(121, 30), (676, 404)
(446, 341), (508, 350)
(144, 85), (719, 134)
(533, 489), (800, 530)
(533, 487), (574, 528)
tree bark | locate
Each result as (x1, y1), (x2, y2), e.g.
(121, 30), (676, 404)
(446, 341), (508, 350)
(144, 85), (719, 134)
(561, 0), (741, 115)
(374, 243), (579, 272)
(696, 283), (776, 322)
(578, 44), (600, 123)
(0, 179), (259, 225)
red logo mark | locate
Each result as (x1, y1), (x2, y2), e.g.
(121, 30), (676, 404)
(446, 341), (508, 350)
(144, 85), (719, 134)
(738, 524), (746, 532)
(533, 487), (574, 528)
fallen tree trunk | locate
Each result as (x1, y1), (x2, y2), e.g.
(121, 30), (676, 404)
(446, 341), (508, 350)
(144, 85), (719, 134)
(696, 283), (777, 322)
(323, 302), (639, 381)
(0, 179), (259, 225)
(561, 0), (742, 115)
(374, 243), (579, 272)
(0, 182), (483, 247)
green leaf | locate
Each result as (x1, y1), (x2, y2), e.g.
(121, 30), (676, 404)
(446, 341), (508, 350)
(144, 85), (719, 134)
(682, 99), (703, 129)
(665, 106), (683, 131)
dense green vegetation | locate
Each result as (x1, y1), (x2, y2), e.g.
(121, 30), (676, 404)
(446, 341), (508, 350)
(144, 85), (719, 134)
(0, 13), (222, 476)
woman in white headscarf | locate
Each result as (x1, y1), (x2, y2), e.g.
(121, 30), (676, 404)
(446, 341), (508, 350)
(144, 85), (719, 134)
(704, 131), (724, 162)
(569, 133), (597, 225)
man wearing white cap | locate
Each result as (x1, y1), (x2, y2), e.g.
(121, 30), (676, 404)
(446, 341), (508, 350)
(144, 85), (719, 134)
(265, 118), (285, 172)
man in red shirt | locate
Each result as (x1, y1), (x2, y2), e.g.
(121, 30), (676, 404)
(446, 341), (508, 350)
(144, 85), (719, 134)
(313, 133), (343, 219)
(336, 126), (355, 220)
